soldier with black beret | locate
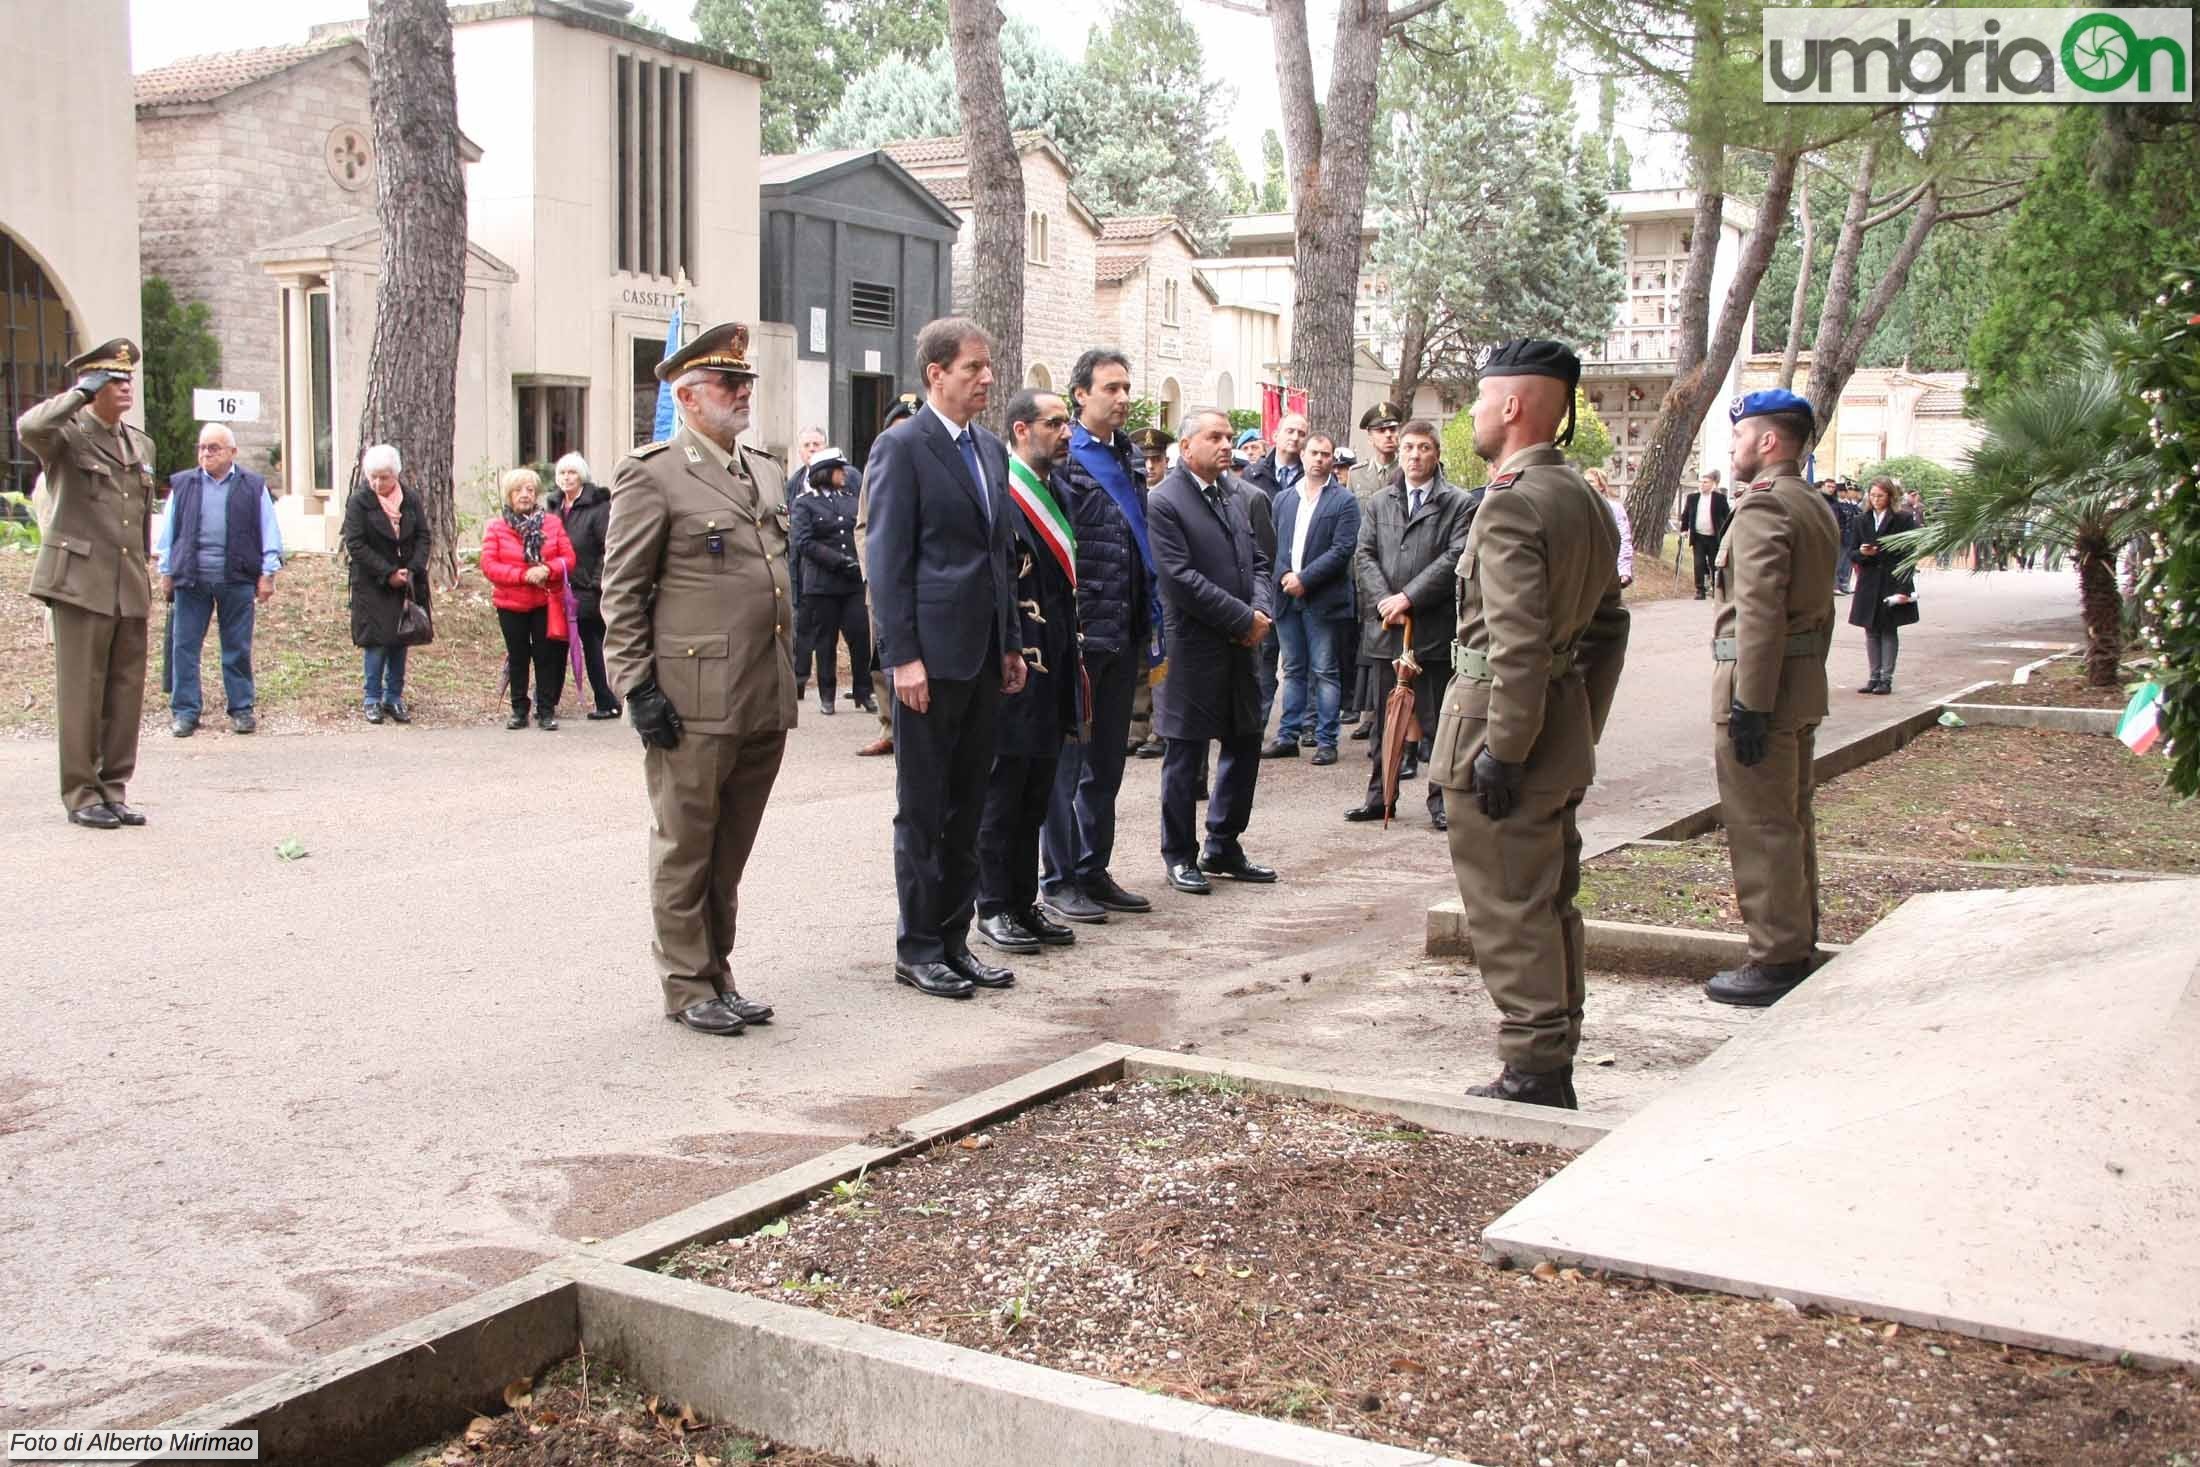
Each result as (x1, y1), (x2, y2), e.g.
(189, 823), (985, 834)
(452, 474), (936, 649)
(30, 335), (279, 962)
(1429, 339), (1631, 1110)
(16, 339), (159, 828)
(600, 321), (797, 1036)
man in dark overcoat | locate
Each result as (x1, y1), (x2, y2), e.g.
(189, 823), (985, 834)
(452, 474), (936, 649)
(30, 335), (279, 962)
(1148, 409), (1277, 894)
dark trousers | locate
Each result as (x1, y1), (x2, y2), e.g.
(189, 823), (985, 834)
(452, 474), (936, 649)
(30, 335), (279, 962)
(497, 605), (567, 713)
(1160, 734), (1262, 868)
(891, 670), (999, 964)
(1256, 635), (1280, 736)
(1362, 651), (1447, 818)
(1865, 627), (1900, 684)
(979, 751), (1061, 917)
(576, 603), (617, 712)
(169, 579), (257, 721)
(1690, 533), (1720, 594)
(1834, 548), (1854, 595)
(1041, 647), (1138, 891)
(803, 589), (871, 703)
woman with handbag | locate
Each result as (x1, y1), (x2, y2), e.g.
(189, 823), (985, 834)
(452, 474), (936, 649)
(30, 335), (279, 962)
(342, 442), (433, 724)
(480, 467), (576, 730)
(1846, 477), (1919, 694)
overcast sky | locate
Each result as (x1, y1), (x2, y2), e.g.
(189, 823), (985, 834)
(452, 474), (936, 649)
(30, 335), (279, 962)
(128, 0), (1675, 193)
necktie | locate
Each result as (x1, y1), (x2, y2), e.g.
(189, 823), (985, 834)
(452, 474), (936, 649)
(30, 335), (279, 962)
(958, 427), (989, 522)
(1409, 487), (1424, 517)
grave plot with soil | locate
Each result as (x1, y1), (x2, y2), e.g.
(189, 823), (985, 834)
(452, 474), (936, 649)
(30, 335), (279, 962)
(397, 1355), (874, 1467)
(663, 1080), (2197, 1467)
(1579, 725), (2195, 941)
(1954, 655), (2140, 711)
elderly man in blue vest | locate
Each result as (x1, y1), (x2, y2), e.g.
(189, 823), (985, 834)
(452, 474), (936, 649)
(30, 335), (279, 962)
(156, 422), (282, 736)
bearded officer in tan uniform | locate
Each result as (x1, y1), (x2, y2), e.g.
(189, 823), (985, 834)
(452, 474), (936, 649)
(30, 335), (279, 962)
(601, 322), (799, 1036)
(1430, 340), (1630, 1110)
(1705, 389), (1841, 1008)
(16, 339), (159, 829)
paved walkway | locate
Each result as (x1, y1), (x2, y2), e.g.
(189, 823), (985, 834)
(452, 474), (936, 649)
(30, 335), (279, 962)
(0, 566), (2084, 1429)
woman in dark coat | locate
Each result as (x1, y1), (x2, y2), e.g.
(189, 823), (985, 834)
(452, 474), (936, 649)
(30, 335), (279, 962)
(789, 450), (873, 715)
(1846, 478), (1919, 694)
(342, 443), (432, 724)
(554, 452), (619, 719)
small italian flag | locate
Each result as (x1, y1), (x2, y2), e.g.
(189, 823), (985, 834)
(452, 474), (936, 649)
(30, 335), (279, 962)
(1008, 456), (1076, 586)
(2117, 681), (2164, 755)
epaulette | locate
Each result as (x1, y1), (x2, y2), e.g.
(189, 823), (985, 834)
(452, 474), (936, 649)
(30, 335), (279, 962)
(630, 440), (673, 459)
(1487, 472), (1522, 492)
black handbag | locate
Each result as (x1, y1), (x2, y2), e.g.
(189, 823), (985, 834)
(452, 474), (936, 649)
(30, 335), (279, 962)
(394, 584), (434, 647)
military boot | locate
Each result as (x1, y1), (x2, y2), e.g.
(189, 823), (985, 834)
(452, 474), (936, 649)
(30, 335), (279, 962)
(1704, 959), (1813, 1008)
(1466, 1064), (1576, 1110)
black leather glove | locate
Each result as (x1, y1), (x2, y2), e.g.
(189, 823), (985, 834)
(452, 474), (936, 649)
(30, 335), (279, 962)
(1728, 700), (1770, 767)
(1470, 747), (1524, 820)
(73, 370), (120, 398)
(627, 678), (684, 750)
(838, 553), (862, 576)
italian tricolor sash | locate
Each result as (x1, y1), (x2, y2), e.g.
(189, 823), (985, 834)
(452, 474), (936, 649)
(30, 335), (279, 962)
(1008, 456), (1076, 586)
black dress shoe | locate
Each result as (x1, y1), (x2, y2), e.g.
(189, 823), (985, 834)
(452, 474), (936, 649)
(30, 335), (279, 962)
(1339, 710), (1361, 725)
(1020, 907), (1075, 945)
(1084, 873), (1152, 913)
(1430, 808), (1448, 832)
(1310, 746), (1338, 766)
(1135, 737), (1165, 759)
(230, 709), (257, 734)
(1043, 886), (1108, 924)
(105, 800), (147, 826)
(1260, 739), (1299, 759)
(976, 913), (1042, 954)
(1704, 959), (1814, 1007)
(819, 697), (836, 715)
(587, 706), (622, 720)
(68, 803), (122, 829)
(171, 716), (197, 738)
(384, 698), (411, 724)
(722, 990), (774, 1023)
(507, 710), (529, 730)
(1466, 1064), (1577, 1110)
(1166, 862), (1212, 894)
(1200, 851), (1277, 883)
(1856, 680), (1879, 694)
(855, 697), (877, 714)
(1871, 681), (1893, 695)
(668, 996), (747, 1035)
(1343, 802), (1392, 822)
(1298, 731), (1317, 747)
(1349, 722), (1372, 741)
(364, 702), (385, 725)
(537, 710), (560, 730)
(945, 949), (1016, 988)
(894, 961), (975, 999)
(1399, 758), (1420, 781)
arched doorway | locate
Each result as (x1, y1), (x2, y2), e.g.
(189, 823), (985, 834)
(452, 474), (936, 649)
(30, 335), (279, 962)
(1026, 363), (1053, 391)
(3, 229), (79, 496)
(1160, 376), (1182, 433)
(1214, 371), (1235, 412)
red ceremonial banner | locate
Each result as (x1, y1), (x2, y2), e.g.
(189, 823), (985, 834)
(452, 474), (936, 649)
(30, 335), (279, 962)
(1257, 385), (1308, 443)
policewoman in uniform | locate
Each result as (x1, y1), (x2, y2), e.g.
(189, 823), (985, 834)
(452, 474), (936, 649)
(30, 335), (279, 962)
(16, 339), (159, 828)
(1429, 341), (1630, 1110)
(1705, 389), (1841, 1008)
(790, 448), (873, 716)
(600, 322), (798, 1036)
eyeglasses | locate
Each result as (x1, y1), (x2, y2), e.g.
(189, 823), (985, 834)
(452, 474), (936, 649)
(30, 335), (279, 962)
(196, 443), (232, 453)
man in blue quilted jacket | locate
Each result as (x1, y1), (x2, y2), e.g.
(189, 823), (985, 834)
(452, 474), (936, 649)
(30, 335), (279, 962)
(1038, 348), (1158, 925)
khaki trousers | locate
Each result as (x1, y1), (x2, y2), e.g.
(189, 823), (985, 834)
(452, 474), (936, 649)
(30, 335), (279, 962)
(1128, 669), (1155, 746)
(1445, 781), (1587, 1073)
(644, 728), (787, 1012)
(1714, 720), (1820, 964)
(50, 602), (147, 813)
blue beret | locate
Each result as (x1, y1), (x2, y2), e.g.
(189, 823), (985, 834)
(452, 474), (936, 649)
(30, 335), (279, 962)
(1235, 428), (1263, 448)
(1730, 388), (1814, 429)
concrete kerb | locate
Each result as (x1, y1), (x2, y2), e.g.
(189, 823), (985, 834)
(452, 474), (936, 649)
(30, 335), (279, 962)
(1943, 702), (2120, 735)
(572, 1255), (1480, 1467)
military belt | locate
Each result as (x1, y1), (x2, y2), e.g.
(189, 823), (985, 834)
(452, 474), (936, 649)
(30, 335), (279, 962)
(1711, 631), (1822, 663)
(1452, 641), (1576, 684)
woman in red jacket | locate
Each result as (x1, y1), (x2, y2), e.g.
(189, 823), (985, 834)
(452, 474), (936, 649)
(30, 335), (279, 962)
(480, 467), (576, 729)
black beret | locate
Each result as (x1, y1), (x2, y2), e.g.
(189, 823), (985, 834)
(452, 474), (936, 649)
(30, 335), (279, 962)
(1479, 339), (1584, 445)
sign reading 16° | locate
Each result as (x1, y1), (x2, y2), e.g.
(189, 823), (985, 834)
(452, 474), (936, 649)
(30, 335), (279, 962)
(192, 388), (261, 422)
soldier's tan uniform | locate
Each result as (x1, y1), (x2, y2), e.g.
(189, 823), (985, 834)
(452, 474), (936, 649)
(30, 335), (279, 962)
(17, 381), (158, 815)
(601, 419), (798, 1013)
(1347, 457), (1396, 501)
(1711, 459), (1840, 965)
(1429, 444), (1630, 1074)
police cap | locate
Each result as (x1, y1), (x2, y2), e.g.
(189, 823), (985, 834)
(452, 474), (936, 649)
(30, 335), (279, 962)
(884, 391), (923, 427)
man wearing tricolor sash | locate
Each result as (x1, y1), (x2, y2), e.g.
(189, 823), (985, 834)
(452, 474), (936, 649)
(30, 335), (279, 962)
(977, 391), (1086, 955)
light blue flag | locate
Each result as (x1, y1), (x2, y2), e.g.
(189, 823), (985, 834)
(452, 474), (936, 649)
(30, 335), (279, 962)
(651, 297), (683, 442)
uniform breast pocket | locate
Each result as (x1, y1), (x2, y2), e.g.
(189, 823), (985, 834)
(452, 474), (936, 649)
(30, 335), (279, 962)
(671, 512), (727, 568)
(662, 632), (730, 723)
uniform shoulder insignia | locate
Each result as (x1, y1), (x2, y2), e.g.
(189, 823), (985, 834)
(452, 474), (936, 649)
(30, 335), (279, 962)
(630, 439), (673, 459)
(1487, 472), (1521, 492)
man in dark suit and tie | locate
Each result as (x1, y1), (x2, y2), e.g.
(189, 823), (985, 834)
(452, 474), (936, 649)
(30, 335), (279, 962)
(866, 318), (1029, 998)
(1678, 470), (1730, 600)
(1148, 409), (1278, 894)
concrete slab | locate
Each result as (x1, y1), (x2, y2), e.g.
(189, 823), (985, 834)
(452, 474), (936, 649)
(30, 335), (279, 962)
(1944, 702), (2120, 735)
(1482, 880), (2200, 1368)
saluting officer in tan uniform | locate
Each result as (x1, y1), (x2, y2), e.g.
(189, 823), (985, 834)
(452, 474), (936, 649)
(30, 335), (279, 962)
(16, 339), (159, 829)
(1705, 389), (1841, 1008)
(1429, 340), (1630, 1111)
(601, 322), (799, 1036)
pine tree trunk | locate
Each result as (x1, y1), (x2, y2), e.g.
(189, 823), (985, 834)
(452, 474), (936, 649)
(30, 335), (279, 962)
(354, 0), (467, 587)
(948, 0), (1023, 430)
(2075, 539), (2125, 686)
(1778, 180), (1812, 389)
(1273, 0), (1386, 435)
(1806, 184), (1942, 429)
(1391, 304), (1431, 413)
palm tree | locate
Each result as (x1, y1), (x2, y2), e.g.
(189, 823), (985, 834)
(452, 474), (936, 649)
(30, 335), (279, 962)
(1890, 324), (2158, 686)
